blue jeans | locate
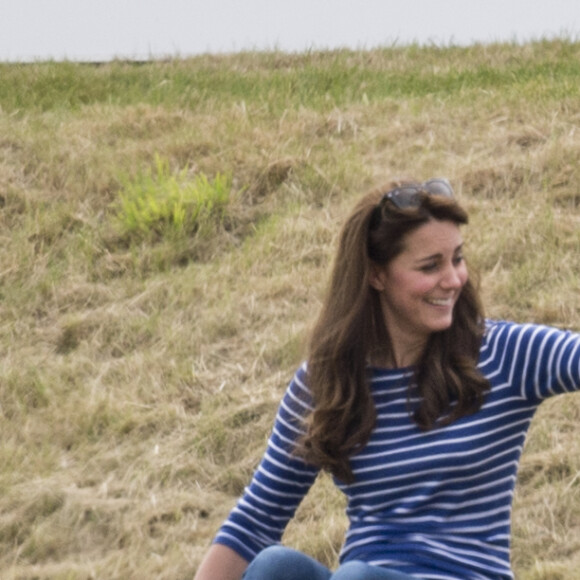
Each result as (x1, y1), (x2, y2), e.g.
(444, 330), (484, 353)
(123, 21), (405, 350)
(243, 546), (416, 580)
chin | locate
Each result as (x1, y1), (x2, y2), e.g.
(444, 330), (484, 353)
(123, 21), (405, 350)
(428, 317), (454, 333)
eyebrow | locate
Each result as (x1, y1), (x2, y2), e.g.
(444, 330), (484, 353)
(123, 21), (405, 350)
(414, 243), (464, 264)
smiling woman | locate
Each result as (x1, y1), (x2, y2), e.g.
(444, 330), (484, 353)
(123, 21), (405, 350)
(194, 178), (580, 580)
(368, 219), (468, 367)
(1, 39), (580, 580)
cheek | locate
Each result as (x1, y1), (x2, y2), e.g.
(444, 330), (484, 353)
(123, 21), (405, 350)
(402, 273), (437, 297)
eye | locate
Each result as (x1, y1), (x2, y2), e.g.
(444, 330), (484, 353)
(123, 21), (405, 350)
(419, 262), (439, 273)
(453, 253), (464, 265)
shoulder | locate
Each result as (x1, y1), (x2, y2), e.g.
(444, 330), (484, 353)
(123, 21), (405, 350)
(483, 318), (525, 336)
(284, 361), (314, 409)
(480, 319), (519, 352)
(291, 361), (310, 394)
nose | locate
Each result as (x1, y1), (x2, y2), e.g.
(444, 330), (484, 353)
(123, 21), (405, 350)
(440, 262), (465, 290)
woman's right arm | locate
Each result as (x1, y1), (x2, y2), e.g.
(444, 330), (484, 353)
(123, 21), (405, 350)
(196, 366), (317, 579)
(194, 544), (249, 580)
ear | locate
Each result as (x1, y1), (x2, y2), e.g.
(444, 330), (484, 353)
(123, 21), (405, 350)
(369, 264), (388, 292)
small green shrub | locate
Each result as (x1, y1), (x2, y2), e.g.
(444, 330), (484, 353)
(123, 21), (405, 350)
(114, 154), (231, 243)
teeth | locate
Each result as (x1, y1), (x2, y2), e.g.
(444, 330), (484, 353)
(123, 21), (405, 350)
(428, 298), (452, 306)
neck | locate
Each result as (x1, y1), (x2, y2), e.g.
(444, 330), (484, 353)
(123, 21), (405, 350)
(372, 338), (426, 369)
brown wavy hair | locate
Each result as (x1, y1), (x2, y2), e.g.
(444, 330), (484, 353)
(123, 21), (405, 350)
(299, 181), (489, 483)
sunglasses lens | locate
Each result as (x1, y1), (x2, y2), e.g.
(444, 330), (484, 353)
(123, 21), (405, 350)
(387, 187), (421, 208)
(423, 179), (453, 198)
(382, 179), (454, 209)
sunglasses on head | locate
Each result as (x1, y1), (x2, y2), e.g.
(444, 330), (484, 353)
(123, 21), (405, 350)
(381, 178), (454, 209)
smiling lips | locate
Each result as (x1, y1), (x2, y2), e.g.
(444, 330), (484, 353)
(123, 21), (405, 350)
(426, 297), (455, 307)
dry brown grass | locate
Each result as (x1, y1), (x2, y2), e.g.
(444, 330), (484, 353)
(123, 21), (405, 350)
(1, 41), (580, 578)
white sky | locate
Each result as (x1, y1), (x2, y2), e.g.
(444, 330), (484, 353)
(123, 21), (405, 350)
(1, 0), (579, 62)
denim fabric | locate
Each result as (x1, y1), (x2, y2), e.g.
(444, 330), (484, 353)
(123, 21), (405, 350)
(242, 546), (416, 580)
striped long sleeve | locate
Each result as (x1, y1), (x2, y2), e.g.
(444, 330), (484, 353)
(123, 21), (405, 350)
(214, 363), (318, 561)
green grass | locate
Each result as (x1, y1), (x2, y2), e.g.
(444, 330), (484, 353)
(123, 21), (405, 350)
(1, 39), (580, 579)
(113, 154), (232, 242)
(2, 40), (580, 113)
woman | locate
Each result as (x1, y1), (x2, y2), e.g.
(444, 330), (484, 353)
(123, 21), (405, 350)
(195, 179), (580, 580)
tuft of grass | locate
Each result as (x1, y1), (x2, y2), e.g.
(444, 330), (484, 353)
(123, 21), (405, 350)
(113, 154), (232, 243)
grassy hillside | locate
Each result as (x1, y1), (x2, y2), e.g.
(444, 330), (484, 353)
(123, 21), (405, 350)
(1, 40), (580, 579)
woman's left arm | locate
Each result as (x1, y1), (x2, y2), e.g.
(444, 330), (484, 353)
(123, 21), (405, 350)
(519, 324), (580, 401)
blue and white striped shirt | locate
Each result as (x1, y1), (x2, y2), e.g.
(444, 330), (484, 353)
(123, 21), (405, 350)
(214, 320), (580, 579)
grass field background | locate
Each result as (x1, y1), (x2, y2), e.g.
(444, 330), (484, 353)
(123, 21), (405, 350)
(1, 40), (580, 579)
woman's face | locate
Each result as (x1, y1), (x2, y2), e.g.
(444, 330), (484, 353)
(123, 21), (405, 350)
(370, 219), (468, 361)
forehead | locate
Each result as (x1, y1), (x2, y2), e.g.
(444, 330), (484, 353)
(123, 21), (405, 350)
(400, 220), (463, 255)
